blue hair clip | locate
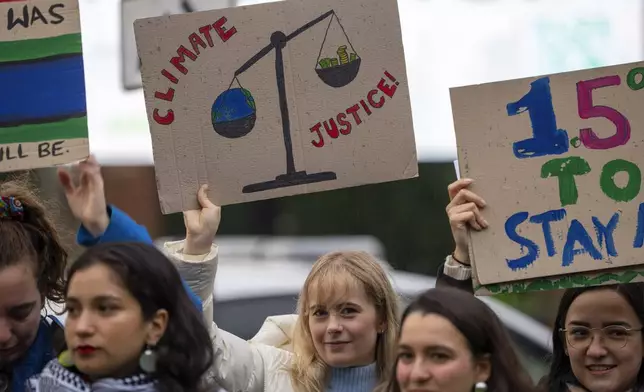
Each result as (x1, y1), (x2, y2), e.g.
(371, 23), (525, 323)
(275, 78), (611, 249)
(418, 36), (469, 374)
(0, 196), (24, 220)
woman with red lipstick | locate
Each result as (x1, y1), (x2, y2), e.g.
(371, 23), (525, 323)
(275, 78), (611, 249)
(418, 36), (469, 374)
(0, 156), (206, 392)
(26, 242), (214, 392)
(438, 178), (644, 392)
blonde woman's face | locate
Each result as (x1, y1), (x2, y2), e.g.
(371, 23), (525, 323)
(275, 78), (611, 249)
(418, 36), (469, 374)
(308, 279), (383, 367)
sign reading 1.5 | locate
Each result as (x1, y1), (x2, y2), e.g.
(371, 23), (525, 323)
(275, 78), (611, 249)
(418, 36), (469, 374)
(507, 66), (644, 207)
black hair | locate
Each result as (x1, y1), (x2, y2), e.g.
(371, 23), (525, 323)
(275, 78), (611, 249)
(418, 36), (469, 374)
(67, 242), (214, 392)
(385, 287), (535, 392)
(539, 283), (644, 392)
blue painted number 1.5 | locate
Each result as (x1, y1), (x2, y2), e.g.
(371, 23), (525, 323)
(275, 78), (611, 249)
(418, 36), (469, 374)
(507, 77), (570, 159)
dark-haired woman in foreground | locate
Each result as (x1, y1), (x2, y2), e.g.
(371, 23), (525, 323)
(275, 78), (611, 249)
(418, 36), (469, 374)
(440, 178), (644, 392)
(26, 242), (214, 392)
(385, 287), (535, 392)
(0, 156), (203, 392)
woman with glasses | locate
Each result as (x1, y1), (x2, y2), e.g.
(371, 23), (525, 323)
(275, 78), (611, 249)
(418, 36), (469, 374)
(438, 178), (644, 392)
(538, 284), (644, 392)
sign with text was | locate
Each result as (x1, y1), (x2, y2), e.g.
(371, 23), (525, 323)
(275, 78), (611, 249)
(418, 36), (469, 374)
(0, 0), (89, 173)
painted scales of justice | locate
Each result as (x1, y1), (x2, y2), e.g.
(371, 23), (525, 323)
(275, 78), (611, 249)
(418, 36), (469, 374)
(210, 9), (360, 194)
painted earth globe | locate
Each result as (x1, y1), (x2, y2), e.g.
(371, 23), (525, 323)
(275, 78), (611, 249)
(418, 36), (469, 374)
(211, 88), (257, 138)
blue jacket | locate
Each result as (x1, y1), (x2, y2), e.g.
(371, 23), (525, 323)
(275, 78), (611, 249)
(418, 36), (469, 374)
(11, 205), (203, 391)
(75, 205), (202, 310)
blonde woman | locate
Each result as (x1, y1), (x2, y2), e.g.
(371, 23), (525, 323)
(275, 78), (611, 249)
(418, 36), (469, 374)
(165, 189), (400, 392)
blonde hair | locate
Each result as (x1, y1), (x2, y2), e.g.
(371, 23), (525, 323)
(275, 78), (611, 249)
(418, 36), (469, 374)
(289, 251), (400, 392)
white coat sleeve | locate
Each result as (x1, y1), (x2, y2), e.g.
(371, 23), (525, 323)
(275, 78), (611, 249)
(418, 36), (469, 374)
(161, 239), (289, 392)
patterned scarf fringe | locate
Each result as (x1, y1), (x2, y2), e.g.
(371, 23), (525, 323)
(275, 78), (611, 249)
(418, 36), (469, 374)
(26, 360), (157, 392)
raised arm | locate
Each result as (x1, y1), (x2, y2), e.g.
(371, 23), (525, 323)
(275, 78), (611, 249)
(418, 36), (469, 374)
(165, 240), (279, 392)
(437, 178), (489, 294)
(58, 156), (201, 310)
(58, 156), (152, 244)
(165, 184), (221, 331)
(162, 185), (289, 392)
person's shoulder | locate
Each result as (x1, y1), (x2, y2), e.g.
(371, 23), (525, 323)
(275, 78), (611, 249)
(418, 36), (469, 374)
(44, 316), (67, 356)
(250, 314), (298, 352)
(27, 358), (86, 391)
(247, 315), (296, 367)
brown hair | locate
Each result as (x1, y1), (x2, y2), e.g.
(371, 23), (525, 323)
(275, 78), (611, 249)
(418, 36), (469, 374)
(385, 287), (536, 392)
(0, 174), (68, 303)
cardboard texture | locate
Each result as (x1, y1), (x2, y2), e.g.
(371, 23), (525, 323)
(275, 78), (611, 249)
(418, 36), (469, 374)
(0, 0), (89, 173)
(134, 0), (417, 214)
(451, 61), (644, 293)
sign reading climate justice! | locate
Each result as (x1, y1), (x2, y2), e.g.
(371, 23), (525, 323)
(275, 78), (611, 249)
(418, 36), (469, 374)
(134, 0), (417, 214)
(451, 61), (644, 292)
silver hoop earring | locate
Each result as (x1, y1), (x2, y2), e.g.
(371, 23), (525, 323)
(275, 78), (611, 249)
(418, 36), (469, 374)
(139, 345), (158, 373)
(474, 381), (488, 392)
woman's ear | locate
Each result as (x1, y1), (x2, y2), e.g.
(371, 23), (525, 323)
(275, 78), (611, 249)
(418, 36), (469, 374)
(146, 309), (169, 346)
(474, 354), (491, 384)
(377, 320), (387, 334)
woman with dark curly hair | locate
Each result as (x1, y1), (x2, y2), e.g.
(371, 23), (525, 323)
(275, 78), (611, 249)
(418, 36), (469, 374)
(26, 242), (214, 392)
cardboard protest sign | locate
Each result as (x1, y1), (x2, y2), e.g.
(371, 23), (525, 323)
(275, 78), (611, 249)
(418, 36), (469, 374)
(134, 0), (417, 214)
(451, 61), (644, 294)
(0, 0), (89, 172)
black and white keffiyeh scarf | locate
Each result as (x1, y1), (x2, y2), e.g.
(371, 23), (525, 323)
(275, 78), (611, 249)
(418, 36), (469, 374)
(26, 360), (157, 392)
